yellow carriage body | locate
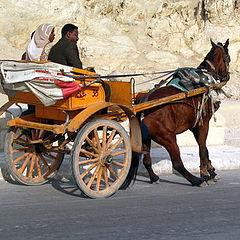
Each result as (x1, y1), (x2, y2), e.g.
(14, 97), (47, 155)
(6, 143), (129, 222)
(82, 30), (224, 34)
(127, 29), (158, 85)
(8, 78), (133, 122)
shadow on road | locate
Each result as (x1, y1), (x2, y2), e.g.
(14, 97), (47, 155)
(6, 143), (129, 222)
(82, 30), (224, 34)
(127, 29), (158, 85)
(135, 175), (191, 187)
(0, 165), (21, 185)
(1, 164), (191, 199)
(50, 178), (89, 198)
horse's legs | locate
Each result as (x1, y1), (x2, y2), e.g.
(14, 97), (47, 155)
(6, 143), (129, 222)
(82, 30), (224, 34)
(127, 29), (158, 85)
(142, 138), (160, 183)
(191, 124), (218, 182)
(154, 134), (205, 186)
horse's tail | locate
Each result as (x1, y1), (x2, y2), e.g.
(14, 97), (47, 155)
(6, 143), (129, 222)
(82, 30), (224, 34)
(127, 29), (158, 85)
(120, 151), (141, 190)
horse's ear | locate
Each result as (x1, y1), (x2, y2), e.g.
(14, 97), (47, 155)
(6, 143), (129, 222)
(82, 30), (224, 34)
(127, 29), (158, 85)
(224, 39), (229, 48)
(210, 39), (217, 48)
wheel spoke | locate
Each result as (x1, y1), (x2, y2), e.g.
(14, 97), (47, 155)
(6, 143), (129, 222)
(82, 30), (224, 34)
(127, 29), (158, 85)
(35, 129), (41, 139)
(14, 136), (26, 142)
(13, 152), (29, 164)
(86, 164), (101, 188)
(43, 152), (58, 160)
(15, 131), (24, 139)
(46, 147), (62, 153)
(103, 167), (109, 187)
(13, 147), (29, 153)
(111, 150), (126, 157)
(80, 162), (98, 179)
(35, 155), (42, 177)
(78, 158), (99, 165)
(93, 129), (101, 150)
(102, 126), (107, 150)
(14, 130), (27, 142)
(31, 129), (36, 140)
(13, 138), (29, 147)
(107, 166), (119, 179)
(18, 153), (32, 174)
(108, 137), (123, 153)
(85, 137), (100, 154)
(80, 149), (98, 158)
(106, 129), (116, 149)
(27, 154), (36, 177)
(22, 131), (32, 142)
(111, 161), (124, 168)
(39, 130), (47, 139)
(96, 166), (103, 191)
(38, 153), (52, 171)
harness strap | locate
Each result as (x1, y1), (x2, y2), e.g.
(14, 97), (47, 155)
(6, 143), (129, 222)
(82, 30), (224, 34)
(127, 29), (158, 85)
(192, 92), (209, 128)
(192, 89), (218, 129)
(206, 60), (216, 71)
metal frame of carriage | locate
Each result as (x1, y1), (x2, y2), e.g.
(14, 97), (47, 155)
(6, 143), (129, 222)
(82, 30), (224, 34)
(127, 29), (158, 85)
(0, 64), (225, 198)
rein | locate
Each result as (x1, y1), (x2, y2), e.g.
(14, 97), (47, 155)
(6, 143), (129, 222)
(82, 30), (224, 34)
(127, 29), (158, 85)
(65, 67), (225, 83)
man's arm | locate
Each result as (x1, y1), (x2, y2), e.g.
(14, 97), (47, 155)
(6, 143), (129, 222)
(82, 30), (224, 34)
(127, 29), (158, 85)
(66, 42), (83, 69)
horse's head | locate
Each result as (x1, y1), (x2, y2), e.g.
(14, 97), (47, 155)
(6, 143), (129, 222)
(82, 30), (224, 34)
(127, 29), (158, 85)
(198, 39), (230, 82)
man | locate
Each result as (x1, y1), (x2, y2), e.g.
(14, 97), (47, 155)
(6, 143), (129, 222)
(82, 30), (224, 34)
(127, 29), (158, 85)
(48, 23), (83, 69)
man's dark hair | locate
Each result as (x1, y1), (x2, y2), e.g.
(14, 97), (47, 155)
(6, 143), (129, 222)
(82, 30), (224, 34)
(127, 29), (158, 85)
(61, 24), (78, 38)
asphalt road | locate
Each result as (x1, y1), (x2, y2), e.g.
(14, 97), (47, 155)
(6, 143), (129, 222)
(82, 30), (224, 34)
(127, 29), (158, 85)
(1, 170), (240, 240)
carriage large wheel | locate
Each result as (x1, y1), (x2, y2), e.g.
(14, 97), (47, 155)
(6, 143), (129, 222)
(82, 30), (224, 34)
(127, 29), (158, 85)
(5, 127), (64, 185)
(71, 119), (132, 198)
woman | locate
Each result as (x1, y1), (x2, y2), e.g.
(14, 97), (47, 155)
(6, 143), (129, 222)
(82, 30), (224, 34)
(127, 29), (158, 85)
(22, 24), (55, 115)
(25, 23), (55, 61)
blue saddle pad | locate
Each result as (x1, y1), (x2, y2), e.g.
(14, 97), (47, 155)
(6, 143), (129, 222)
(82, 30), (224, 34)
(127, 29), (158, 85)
(167, 77), (188, 92)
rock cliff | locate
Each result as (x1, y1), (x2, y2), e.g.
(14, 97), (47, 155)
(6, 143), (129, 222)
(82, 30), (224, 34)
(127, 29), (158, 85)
(1, 0), (240, 95)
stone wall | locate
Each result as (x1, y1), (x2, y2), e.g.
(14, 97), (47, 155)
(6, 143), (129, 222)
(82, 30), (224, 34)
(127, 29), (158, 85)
(1, 0), (240, 94)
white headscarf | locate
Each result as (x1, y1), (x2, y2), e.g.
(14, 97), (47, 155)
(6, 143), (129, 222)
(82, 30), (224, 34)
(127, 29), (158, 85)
(26, 23), (55, 61)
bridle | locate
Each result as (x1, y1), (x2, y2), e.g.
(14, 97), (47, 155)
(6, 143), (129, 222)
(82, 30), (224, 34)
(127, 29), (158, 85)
(220, 44), (230, 82)
(199, 43), (230, 82)
(191, 42), (230, 128)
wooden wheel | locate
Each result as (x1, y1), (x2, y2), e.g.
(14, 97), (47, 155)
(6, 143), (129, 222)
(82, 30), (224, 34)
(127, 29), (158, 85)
(5, 127), (64, 185)
(71, 119), (132, 198)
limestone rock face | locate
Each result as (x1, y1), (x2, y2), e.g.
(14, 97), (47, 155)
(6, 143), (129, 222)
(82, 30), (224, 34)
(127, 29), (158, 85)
(1, 0), (240, 95)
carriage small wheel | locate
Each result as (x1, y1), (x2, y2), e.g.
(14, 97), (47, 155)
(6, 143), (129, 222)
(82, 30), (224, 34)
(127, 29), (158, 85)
(5, 127), (64, 185)
(71, 119), (132, 198)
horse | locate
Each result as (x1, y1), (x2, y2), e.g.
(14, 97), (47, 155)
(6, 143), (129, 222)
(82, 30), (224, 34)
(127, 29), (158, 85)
(124, 39), (230, 187)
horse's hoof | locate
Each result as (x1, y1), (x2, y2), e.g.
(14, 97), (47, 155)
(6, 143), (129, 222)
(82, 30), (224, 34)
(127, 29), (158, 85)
(199, 181), (208, 187)
(151, 179), (160, 184)
(192, 179), (208, 187)
(150, 175), (160, 184)
(213, 175), (220, 181)
(207, 179), (216, 185)
(201, 175), (216, 185)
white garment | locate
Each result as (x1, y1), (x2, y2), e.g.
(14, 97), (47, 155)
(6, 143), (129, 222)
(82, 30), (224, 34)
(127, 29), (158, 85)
(26, 24), (54, 61)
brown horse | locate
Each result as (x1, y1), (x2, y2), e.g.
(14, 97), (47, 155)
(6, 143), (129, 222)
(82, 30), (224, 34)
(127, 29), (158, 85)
(127, 39), (230, 187)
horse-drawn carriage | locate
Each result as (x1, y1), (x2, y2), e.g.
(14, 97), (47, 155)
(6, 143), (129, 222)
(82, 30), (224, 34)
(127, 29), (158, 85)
(0, 39), (230, 198)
